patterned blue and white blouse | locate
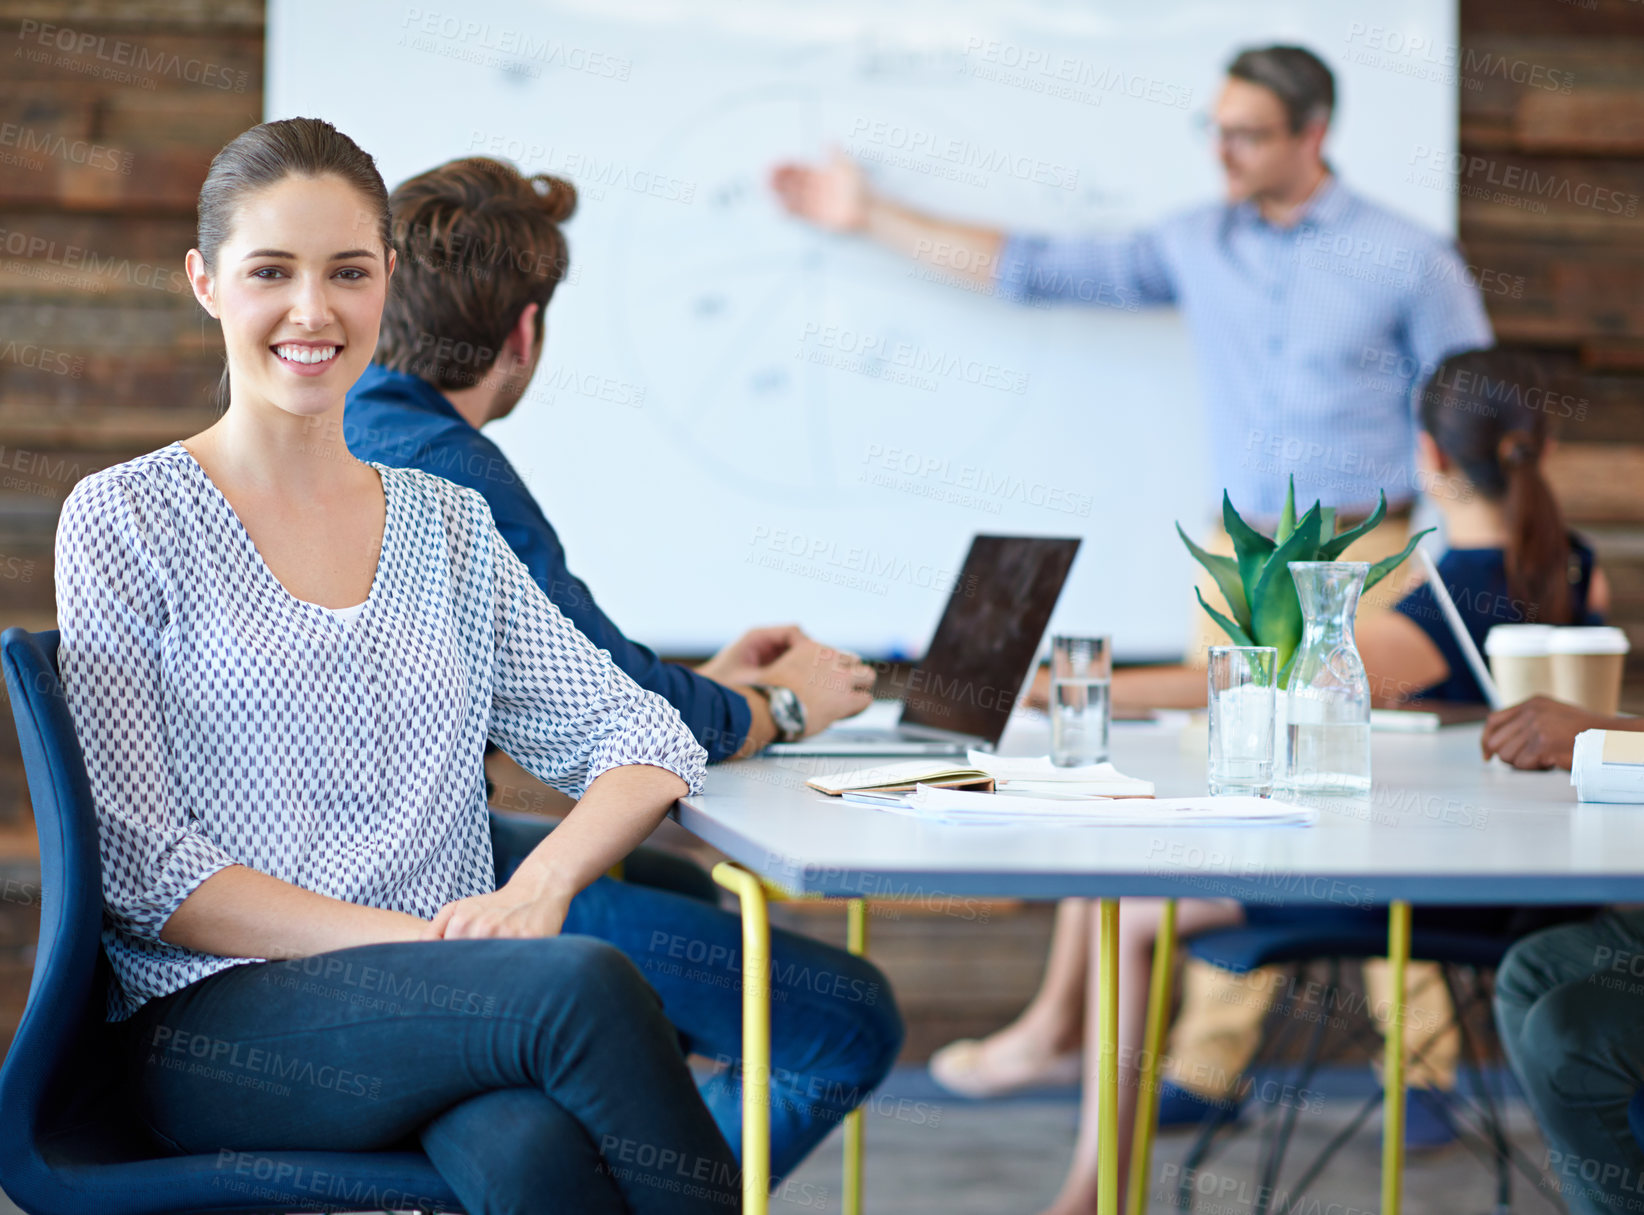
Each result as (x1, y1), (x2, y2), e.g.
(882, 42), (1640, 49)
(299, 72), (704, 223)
(55, 442), (707, 1020)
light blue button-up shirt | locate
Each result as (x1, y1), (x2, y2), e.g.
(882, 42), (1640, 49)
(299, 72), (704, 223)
(995, 177), (1493, 519)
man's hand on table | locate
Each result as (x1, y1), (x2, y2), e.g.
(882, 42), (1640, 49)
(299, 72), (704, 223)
(758, 639), (876, 736)
(698, 624), (807, 686)
(1481, 695), (1628, 771)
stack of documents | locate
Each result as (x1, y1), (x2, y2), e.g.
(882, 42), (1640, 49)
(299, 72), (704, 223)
(846, 786), (1316, 827)
(804, 761), (996, 796)
(1572, 729), (1644, 803)
(965, 752), (1155, 799)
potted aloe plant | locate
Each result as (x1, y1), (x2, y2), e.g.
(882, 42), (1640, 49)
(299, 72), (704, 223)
(1178, 477), (1431, 683)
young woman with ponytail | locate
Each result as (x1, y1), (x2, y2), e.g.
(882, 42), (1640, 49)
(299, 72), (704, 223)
(54, 118), (747, 1214)
(1354, 346), (1611, 705)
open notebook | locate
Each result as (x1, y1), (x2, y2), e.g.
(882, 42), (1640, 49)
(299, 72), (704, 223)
(805, 756), (1155, 799)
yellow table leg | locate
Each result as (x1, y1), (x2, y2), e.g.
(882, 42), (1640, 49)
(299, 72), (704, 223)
(1382, 900), (1412, 1215)
(1098, 899), (1121, 1215)
(712, 863), (771, 1215)
(843, 899), (868, 1215)
(1128, 898), (1176, 1215)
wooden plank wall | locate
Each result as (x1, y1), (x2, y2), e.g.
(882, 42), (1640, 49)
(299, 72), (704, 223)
(0, 0), (1641, 1062)
(1457, 0), (1644, 684)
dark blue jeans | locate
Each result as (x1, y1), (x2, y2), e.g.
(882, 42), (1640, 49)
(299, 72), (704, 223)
(129, 936), (736, 1214)
(498, 816), (904, 1176)
(126, 819), (902, 1211)
(1496, 908), (1644, 1215)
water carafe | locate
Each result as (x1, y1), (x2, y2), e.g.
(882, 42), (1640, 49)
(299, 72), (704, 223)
(1283, 561), (1372, 795)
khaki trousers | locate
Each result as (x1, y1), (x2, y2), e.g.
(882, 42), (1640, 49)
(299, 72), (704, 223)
(1170, 512), (1458, 1093)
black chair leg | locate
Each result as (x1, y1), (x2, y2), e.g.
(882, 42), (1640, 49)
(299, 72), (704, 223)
(1253, 959), (1340, 1215)
(1176, 962), (1307, 1211)
(1443, 965), (1512, 1215)
(1272, 965), (1474, 1215)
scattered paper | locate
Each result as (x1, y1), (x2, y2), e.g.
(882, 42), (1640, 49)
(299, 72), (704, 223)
(845, 785), (1315, 827)
(964, 752), (1156, 797)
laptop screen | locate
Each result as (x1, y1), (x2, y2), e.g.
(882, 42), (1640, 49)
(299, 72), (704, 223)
(899, 535), (1082, 746)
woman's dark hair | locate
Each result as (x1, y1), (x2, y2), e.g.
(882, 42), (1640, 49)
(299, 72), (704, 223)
(196, 117), (392, 404)
(1419, 347), (1574, 623)
(375, 157), (577, 390)
(1227, 45), (1335, 133)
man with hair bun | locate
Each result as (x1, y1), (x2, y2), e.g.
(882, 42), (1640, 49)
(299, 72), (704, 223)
(348, 156), (875, 764)
(343, 155), (903, 1179)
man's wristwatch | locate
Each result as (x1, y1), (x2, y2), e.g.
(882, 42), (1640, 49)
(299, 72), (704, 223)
(749, 684), (806, 743)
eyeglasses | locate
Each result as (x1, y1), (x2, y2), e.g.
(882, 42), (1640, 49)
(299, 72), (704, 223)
(1194, 113), (1288, 153)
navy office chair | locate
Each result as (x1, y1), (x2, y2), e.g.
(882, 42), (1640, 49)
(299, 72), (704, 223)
(1172, 915), (1537, 1215)
(0, 627), (464, 1215)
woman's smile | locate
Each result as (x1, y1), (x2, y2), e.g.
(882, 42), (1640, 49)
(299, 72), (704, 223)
(271, 339), (344, 376)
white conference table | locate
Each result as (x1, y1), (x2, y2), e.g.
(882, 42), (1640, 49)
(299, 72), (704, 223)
(675, 706), (1634, 1215)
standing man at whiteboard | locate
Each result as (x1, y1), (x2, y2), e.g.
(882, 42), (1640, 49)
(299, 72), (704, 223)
(772, 44), (1492, 638)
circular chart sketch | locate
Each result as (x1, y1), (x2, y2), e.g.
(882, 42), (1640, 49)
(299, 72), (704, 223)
(608, 77), (1044, 506)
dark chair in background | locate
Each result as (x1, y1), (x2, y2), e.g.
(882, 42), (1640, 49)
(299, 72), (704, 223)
(1172, 918), (1546, 1215)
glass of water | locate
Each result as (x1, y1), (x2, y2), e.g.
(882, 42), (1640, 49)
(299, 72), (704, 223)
(1050, 635), (1111, 767)
(1207, 645), (1278, 797)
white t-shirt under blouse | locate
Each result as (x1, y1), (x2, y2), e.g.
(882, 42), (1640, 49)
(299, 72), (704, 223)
(55, 442), (707, 1020)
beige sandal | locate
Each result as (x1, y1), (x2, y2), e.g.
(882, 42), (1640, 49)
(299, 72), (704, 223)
(927, 1036), (1083, 1098)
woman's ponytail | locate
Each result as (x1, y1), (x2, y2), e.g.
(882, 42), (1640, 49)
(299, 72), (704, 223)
(1496, 428), (1571, 624)
(1419, 349), (1576, 625)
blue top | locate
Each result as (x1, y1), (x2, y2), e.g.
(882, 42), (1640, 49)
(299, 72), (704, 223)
(1393, 537), (1601, 703)
(344, 363), (751, 763)
(994, 177), (1494, 519)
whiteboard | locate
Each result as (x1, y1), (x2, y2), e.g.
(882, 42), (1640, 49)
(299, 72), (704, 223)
(267, 0), (1456, 660)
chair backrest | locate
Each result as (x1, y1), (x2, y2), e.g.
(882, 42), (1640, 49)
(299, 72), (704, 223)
(0, 628), (115, 1187)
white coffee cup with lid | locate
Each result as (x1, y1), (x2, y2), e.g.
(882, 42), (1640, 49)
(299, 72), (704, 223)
(1484, 624), (1556, 707)
(1549, 626), (1630, 716)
